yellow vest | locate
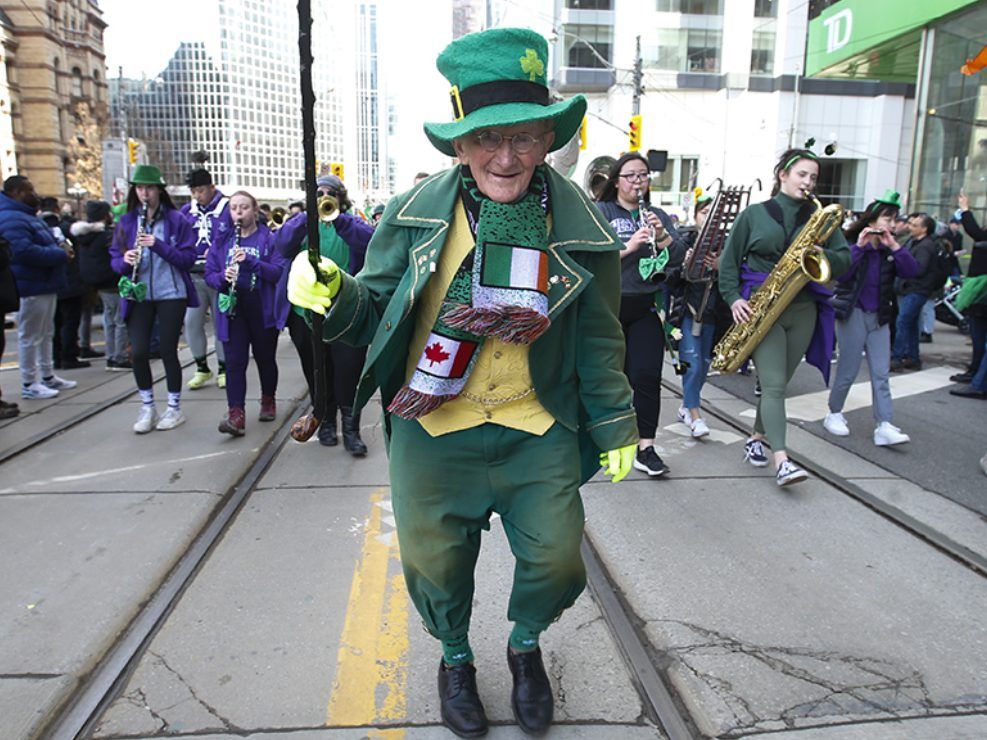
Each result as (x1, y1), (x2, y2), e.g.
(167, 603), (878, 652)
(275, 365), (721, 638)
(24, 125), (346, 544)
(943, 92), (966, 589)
(405, 201), (555, 437)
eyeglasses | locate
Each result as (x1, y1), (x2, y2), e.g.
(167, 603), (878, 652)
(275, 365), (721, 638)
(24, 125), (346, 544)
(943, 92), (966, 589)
(619, 172), (650, 182)
(474, 131), (541, 154)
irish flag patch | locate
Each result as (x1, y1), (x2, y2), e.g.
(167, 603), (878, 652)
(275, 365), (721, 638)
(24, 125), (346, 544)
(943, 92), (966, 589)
(480, 241), (549, 294)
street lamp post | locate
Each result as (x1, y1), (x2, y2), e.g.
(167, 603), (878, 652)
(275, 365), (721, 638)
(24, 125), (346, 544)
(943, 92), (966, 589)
(67, 184), (88, 217)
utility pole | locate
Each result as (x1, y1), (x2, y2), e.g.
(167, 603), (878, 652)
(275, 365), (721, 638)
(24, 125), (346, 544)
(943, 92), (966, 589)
(632, 35), (643, 116)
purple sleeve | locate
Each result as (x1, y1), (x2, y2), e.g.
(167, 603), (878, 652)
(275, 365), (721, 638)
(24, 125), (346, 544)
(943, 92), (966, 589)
(274, 212), (308, 259)
(149, 212), (197, 270)
(109, 217), (131, 275)
(204, 229), (229, 291)
(837, 244), (867, 284)
(892, 245), (920, 280)
(247, 229), (285, 284)
(333, 213), (373, 274)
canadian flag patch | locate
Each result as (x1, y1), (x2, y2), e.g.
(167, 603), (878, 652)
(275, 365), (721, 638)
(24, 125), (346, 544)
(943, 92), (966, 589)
(415, 332), (478, 379)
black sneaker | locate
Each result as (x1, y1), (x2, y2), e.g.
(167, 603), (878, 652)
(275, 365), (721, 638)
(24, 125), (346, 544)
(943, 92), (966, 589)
(776, 459), (808, 486)
(754, 378), (762, 397)
(632, 447), (670, 477)
(950, 372), (973, 383)
(744, 438), (769, 467)
(79, 347), (105, 358)
(60, 358), (91, 370)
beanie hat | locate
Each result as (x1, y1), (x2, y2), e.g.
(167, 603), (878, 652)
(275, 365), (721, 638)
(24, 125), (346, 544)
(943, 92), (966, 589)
(86, 199), (111, 222)
(186, 168), (213, 188)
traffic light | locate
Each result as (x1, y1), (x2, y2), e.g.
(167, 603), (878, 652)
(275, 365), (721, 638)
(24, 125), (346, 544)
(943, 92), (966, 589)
(127, 138), (139, 165)
(628, 115), (642, 152)
(579, 116), (587, 151)
(330, 162), (344, 180)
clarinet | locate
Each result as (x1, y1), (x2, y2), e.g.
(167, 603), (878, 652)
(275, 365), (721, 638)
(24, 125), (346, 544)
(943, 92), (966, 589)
(132, 202), (148, 283)
(636, 187), (667, 283)
(224, 221), (242, 318)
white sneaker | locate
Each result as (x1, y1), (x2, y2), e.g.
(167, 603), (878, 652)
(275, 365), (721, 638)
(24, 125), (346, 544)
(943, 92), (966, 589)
(690, 418), (710, 438)
(42, 374), (77, 391)
(156, 406), (186, 431)
(776, 459), (808, 487)
(22, 382), (59, 399)
(823, 412), (850, 436)
(133, 405), (159, 434)
(874, 422), (910, 446)
(677, 407), (690, 425)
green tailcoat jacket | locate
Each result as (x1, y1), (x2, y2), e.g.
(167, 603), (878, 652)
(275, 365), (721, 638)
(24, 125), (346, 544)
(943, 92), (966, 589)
(321, 166), (637, 482)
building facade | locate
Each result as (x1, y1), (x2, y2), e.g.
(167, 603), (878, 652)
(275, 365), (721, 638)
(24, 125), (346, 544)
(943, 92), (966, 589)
(805, 0), (986, 223)
(0, 0), (107, 199)
(109, 0), (388, 205)
(533, 0), (916, 218)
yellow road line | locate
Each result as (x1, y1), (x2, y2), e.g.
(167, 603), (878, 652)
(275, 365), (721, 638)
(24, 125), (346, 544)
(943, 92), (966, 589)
(326, 486), (409, 731)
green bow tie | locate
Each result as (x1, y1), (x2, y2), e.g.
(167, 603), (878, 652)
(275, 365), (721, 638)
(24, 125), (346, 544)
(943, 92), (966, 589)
(218, 290), (237, 315)
(118, 276), (147, 302)
(638, 249), (669, 281)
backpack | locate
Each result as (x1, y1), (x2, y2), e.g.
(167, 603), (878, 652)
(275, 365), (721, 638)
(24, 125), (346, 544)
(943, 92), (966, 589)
(929, 239), (952, 290)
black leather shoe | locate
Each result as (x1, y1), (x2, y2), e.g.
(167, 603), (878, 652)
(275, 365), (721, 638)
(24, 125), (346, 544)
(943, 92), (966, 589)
(950, 372), (973, 383)
(341, 406), (368, 457)
(507, 645), (553, 736)
(438, 660), (488, 738)
(317, 419), (338, 446)
(950, 386), (987, 399)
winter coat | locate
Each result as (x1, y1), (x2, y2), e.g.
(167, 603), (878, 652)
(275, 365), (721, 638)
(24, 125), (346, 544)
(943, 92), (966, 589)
(894, 235), (938, 297)
(0, 192), (68, 297)
(72, 221), (118, 291)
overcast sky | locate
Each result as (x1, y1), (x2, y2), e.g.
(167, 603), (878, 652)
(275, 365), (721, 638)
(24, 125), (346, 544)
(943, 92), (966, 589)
(100, 0), (210, 80)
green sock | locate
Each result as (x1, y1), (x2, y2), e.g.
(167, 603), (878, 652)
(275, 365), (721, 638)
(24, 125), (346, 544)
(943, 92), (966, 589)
(195, 357), (210, 373)
(509, 624), (541, 653)
(441, 634), (474, 666)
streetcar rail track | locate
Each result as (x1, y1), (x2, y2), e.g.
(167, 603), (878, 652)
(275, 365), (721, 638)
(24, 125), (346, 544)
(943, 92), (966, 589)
(668, 378), (987, 579)
(0, 352), (209, 467)
(40, 393), (309, 740)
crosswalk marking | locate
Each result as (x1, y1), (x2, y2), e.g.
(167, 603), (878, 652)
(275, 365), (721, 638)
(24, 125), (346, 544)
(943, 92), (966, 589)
(738, 366), (957, 422)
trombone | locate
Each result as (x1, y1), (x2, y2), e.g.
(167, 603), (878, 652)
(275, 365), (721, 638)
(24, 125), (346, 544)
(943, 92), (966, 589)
(270, 206), (287, 227)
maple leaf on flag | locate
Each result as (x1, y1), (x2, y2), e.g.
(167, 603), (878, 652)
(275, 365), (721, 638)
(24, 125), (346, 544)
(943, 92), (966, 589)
(424, 341), (450, 366)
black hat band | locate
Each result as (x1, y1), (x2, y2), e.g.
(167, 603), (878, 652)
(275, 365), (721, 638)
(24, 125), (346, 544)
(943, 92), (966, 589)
(450, 80), (550, 121)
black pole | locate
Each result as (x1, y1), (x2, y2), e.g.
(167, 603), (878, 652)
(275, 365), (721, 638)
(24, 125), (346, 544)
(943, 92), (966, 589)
(290, 0), (327, 442)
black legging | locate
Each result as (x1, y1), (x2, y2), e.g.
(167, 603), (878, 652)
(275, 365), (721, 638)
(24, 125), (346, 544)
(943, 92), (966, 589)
(620, 292), (665, 439)
(127, 299), (187, 392)
(287, 310), (366, 422)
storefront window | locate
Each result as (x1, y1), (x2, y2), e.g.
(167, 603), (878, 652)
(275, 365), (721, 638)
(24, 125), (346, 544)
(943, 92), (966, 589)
(913, 4), (987, 223)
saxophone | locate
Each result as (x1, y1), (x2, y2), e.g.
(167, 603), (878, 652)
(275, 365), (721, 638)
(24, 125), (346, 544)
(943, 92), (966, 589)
(711, 194), (843, 374)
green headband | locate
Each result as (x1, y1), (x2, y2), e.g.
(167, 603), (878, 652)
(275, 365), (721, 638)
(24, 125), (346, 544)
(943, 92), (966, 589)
(783, 151), (818, 171)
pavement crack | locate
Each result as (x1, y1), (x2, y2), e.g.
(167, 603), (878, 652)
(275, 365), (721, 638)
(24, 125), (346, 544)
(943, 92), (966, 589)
(653, 619), (983, 731)
(148, 651), (239, 732)
(117, 687), (169, 734)
(548, 650), (568, 717)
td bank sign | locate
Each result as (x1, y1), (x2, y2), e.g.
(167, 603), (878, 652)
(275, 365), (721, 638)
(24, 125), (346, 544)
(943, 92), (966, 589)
(805, 0), (977, 79)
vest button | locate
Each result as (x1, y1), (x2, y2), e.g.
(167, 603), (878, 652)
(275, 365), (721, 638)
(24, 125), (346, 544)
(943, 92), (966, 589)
(494, 351), (502, 359)
(488, 383), (496, 391)
(484, 411), (492, 420)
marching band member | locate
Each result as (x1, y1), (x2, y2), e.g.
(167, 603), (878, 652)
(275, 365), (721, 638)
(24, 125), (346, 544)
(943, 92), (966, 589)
(825, 191), (917, 445)
(668, 194), (724, 438)
(180, 167), (232, 390)
(110, 165), (198, 433)
(718, 148), (850, 485)
(595, 152), (684, 478)
(204, 191), (285, 436)
(275, 174), (373, 456)
(286, 28), (636, 737)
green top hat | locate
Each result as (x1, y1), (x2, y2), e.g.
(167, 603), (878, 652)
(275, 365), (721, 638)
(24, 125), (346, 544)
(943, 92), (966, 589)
(423, 27), (586, 157)
(130, 165), (166, 186)
(873, 188), (901, 208)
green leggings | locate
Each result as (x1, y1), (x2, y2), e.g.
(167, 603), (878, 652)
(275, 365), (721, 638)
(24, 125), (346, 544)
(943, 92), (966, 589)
(388, 416), (586, 642)
(751, 300), (816, 452)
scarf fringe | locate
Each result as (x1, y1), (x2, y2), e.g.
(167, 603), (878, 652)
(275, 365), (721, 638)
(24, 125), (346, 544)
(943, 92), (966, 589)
(442, 303), (550, 345)
(387, 385), (455, 419)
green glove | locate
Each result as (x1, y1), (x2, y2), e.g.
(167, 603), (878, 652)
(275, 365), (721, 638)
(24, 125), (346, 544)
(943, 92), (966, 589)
(287, 252), (340, 315)
(599, 443), (637, 483)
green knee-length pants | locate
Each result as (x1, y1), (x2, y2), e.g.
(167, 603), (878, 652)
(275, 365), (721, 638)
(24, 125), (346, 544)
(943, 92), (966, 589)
(751, 300), (816, 452)
(388, 416), (586, 641)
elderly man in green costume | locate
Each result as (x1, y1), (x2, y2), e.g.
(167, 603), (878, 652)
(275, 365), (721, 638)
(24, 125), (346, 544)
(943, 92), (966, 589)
(289, 28), (637, 738)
